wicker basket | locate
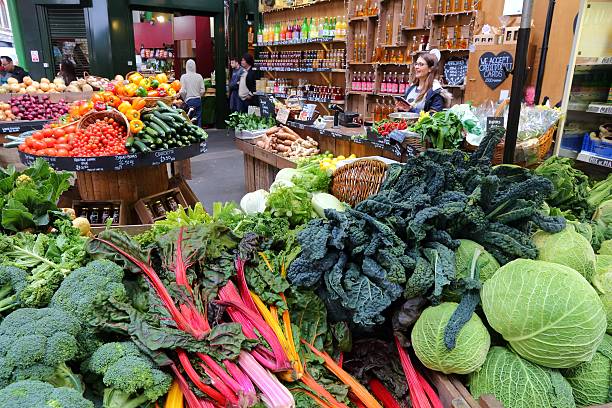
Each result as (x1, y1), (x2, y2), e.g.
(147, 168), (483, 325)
(464, 139), (505, 165)
(331, 159), (388, 207)
(77, 109), (131, 137)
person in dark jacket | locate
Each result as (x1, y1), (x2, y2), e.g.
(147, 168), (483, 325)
(396, 52), (446, 113)
(228, 57), (244, 113)
(59, 59), (77, 85)
(0, 56), (29, 83)
(238, 53), (260, 113)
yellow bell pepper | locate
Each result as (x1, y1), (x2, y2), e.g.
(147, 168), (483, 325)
(158, 83), (170, 91)
(125, 109), (141, 121)
(167, 88), (177, 97)
(156, 73), (168, 84)
(117, 101), (132, 114)
(128, 72), (143, 84)
(124, 83), (138, 97)
(129, 119), (144, 134)
(139, 78), (152, 89)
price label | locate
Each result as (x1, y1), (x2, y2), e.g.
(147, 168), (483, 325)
(486, 117), (505, 130)
(276, 107), (290, 124)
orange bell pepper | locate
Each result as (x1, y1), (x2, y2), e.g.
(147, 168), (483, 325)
(108, 95), (121, 108)
(171, 80), (181, 92)
(79, 101), (93, 116)
(114, 82), (125, 96)
(102, 91), (115, 102)
(156, 73), (168, 84)
(129, 119), (144, 134)
(147, 90), (159, 97)
(117, 101), (132, 114)
(124, 83), (138, 97)
(91, 93), (105, 104)
(131, 97), (146, 110)
(125, 109), (141, 121)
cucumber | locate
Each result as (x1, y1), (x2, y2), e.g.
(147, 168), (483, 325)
(162, 143), (169, 150)
(155, 137), (163, 145)
(134, 140), (150, 152)
(146, 122), (166, 136)
(150, 115), (172, 133)
(156, 101), (173, 111)
(176, 141), (184, 147)
(161, 112), (186, 122)
(144, 127), (159, 138)
(125, 136), (134, 147)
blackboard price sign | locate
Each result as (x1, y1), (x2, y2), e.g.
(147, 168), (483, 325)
(444, 59), (468, 86)
(486, 117), (505, 130)
(479, 51), (513, 90)
(113, 154), (137, 171)
(151, 149), (176, 166)
(259, 95), (275, 118)
(391, 143), (402, 157)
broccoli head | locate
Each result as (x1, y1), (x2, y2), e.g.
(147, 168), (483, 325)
(0, 307), (82, 391)
(0, 266), (27, 314)
(83, 342), (171, 408)
(0, 379), (93, 408)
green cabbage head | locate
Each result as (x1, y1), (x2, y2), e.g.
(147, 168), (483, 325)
(411, 302), (490, 375)
(469, 347), (576, 408)
(600, 240), (612, 255)
(481, 259), (606, 368)
(602, 292), (612, 335)
(562, 334), (611, 407)
(443, 240), (500, 302)
(533, 226), (596, 282)
(593, 255), (612, 294)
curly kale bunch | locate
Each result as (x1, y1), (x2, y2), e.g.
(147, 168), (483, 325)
(0, 380), (93, 408)
(0, 307), (82, 390)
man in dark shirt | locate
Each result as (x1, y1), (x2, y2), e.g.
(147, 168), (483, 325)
(1, 56), (29, 82)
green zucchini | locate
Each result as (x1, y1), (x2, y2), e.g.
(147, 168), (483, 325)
(144, 127), (159, 137)
(134, 140), (150, 152)
(147, 122), (166, 136)
(150, 115), (172, 133)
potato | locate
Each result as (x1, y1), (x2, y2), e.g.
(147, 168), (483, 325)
(31, 81), (40, 89)
(6, 77), (18, 85)
(39, 82), (50, 92)
(25, 85), (37, 93)
(40, 77), (50, 84)
(22, 76), (33, 86)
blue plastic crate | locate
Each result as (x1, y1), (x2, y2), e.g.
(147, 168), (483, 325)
(580, 132), (612, 159)
(561, 131), (586, 152)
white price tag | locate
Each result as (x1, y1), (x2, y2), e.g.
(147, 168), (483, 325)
(276, 107), (290, 124)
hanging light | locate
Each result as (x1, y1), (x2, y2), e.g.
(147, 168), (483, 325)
(156, 15), (165, 23)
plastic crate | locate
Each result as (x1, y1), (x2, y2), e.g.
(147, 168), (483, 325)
(580, 132), (612, 159)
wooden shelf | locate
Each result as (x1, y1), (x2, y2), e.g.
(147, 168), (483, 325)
(375, 62), (412, 66)
(257, 92), (345, 104)
(348, 61), (375, 65)
(401, 25), (427, 31)
(382, 44), (407, 48)
(349, 15), (379, 22)
(431, 10), (476, 17)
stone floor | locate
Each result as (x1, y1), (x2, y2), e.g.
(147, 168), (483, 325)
(187, 129), (245, 211)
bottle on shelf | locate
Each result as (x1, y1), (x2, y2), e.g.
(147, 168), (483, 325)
(257, 26), (263, 44)
(474, 0), (482, 10)
(437, 0), (444, 13)
(410, 0), (418, 27)
(374, 99), (381, 122)
(411, 35), (418, 53)
(318, 18), (325, 38)
(385, 15), (393, 45)
(248, 25), (254, 46)
(398, 73), (407, 95)
(454, 19), (461, 48)
(465, 0), (473, 10)
(381, 72), (388, 93)
(371, 0), (379, 15)
(392, 72), (400, 94)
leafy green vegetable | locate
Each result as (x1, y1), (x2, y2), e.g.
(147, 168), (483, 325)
(533, 225), (596, 282)
(409, 110), (465, 150)
(225, 112), (276, 131)
(290, 162), (331, 193)
(482, 259), (606, 368)
(0, 159), (71, 233)
(0, 380), (94, 408)
(266, 185), (314, 228)
(469, 347), (576, 408)
(412, 303), (490, 375)
(562, 334), (611, 407)
(587, 173), (612, 208)
(535, 156), (593, 220)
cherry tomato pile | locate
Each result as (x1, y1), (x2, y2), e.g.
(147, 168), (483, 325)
(70, 118), (128, 157)
(19, 118), (129, 157)
(372, 119), (409, 137)
(20, 125), (77, 157)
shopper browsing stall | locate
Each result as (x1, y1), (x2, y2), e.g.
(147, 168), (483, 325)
(395, 52), (447, 114)
(179, 59), (205, 127)
(0, 56), (29, 83)
(229, 57), (244, 113)
(238, 53), (259, 113)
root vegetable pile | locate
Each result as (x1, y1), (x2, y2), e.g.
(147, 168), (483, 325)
(256, 125), (320, 158)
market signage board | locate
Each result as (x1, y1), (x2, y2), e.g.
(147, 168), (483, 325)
(478, 52), (513, 89)
(18, 141), (207, 172)
(259, 95), (275, 118)
(276, 107), (290, 124)
(444, 59), (468, 86)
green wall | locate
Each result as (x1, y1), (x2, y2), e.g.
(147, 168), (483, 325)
(12, 0), (228, 127)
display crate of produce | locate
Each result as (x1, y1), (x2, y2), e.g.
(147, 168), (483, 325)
(72, 199), (127, 226)
(235, 128), (271, 140)
(134, 187), (188, 224)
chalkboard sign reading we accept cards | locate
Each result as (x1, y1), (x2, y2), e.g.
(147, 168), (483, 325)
(478, 51), (513, 89)
(444, 59), (468, 86)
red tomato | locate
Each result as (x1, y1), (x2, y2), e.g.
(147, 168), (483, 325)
(56, 148), (69, 157)
(55, 136), (68, 144)
(32, 131), (45, 141)
(25, 138), (35, 148)
(45, 148), (58, 156)
(54, 143), (72, 151)
(53, 128), (65, 139)
(18, 143), (26, 152)
(31, 140), (46, 151)
(64, 125), (76, 134)
(42, 138), (56, 148)
(42, 128), (54, 138)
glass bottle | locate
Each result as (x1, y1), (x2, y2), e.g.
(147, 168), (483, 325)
(257, 26), (263, 44)
(437, 0), (444, 13)
(381, 72), (388, 93)
(398, 73), (407, 95)
(454, 20), (461, 49)
(373, 99), (381, 122)
(465, 0), (473, 10)
(474, 0), (482, 10)
(385, 15), (393, 45)
(410, 0), (418, 27)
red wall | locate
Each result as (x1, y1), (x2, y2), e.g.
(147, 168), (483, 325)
(172, 16), (213, 77)
(133, 22), (173, 51)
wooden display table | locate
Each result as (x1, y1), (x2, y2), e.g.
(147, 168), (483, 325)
(236, 121), (407, 192)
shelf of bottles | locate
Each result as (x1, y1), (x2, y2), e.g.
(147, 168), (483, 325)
(255, 49), (346, 71)
(258, 78), (345, 104)
(256, 17), (348, 46)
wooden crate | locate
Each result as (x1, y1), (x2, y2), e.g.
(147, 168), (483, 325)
(72, 200), (127, 226)
(91, 224), (152, 236)
(168, 175), (199, 207)
(133, 188), (187, 224)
